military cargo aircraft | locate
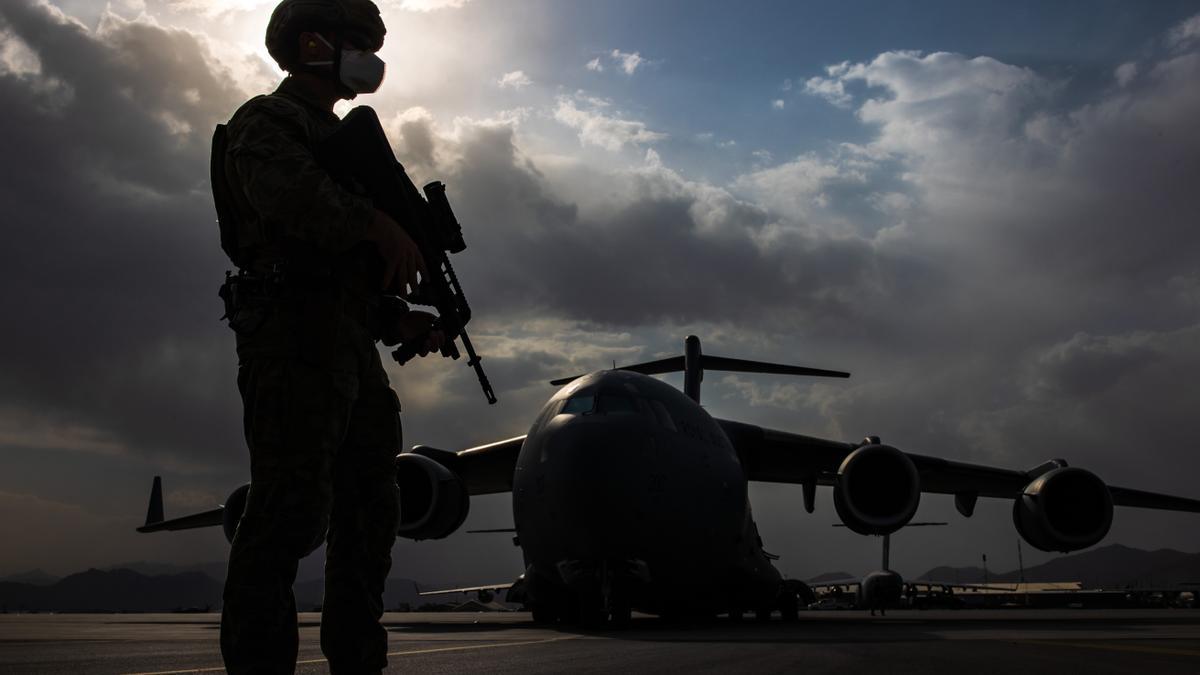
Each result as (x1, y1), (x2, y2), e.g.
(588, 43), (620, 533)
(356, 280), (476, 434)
(139, 336), (1200, 625)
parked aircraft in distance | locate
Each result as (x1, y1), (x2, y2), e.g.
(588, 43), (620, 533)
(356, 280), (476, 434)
(807, 522), (1010, 614)
(140, 336), (1200, 625)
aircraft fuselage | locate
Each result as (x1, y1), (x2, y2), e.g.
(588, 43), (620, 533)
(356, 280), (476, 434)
(512, 370), (783, 618)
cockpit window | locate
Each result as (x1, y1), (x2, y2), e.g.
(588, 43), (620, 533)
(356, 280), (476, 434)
(648, 399), (677, 431)
(561, 394), (595, 415)
(596, 392), (638, 415)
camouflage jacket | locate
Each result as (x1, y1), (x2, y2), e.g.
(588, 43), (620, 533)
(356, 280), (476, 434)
(221, 76), (374, 270)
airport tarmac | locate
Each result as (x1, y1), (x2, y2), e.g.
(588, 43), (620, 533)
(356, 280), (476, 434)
(1, 610), (1198, 674)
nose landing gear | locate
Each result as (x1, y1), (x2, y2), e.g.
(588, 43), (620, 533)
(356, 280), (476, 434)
(530, 560), (638, 628)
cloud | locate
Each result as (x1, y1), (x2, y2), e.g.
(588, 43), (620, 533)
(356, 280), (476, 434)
(611, 48), (644, 75)
(803, 75), (852, 107)
(1114, 61), (1138, 87)
(733, 149), (882, 235)
(587, 49), (649, 75)
(771, 98), (785, 109)
(380, 108), (890, 334)
(397, 0), (472, 11)
(763, 38), (1200, 500)
(0, 1), (251, 469)
(166, 0), (275, 18)
(496, 69), (531, 89)
(1027, 331), (1164, 400)
(552, 95), (667, 151)
(1166, 12), (1200, 48)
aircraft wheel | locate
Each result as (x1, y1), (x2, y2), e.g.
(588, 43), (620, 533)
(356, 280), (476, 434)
(531, 603), (557, 624)
(530, 587), (567, 624)
(780, 596), (800, 622)
(576, 592), (607, 628)
(609, 603), (632, 628)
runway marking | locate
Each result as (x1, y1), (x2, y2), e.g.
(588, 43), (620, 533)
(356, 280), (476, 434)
(1019, 639), (1200, 658)
(120, 636), (579, 675)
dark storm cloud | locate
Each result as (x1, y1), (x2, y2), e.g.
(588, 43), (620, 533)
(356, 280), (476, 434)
(392, 117), (899, 330)
(0, 1), (249, 465)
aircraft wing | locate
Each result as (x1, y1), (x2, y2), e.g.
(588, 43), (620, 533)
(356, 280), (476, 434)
(412, 435), (526, 496)
(418, 582), (514, 597)
(716, 419), (1200, 512)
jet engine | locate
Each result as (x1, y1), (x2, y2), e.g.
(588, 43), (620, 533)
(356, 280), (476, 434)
(1012, 466), (1112, 552)
(394, 452), (470, 540)
(221, 483), (251, 544)
(833, 444), (921, 536)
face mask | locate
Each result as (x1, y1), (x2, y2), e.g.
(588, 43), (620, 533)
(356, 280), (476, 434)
(306, 33), (386, 94)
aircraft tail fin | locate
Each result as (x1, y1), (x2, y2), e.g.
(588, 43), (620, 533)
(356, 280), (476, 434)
(144, 476), (164, 527)
(135, 477), (226, 534)
(550, 335), (849, 403)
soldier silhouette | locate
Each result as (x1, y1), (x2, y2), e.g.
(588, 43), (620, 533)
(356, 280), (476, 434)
(211, 1), (442, 672)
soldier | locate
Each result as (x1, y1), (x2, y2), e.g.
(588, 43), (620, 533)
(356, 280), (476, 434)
(212, 1), (439, 672)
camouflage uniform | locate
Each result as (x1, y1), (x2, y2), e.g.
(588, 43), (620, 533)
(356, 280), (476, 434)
(217, 75), (401, 675)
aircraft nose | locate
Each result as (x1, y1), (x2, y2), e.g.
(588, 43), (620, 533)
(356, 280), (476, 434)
(539, 418), (653, 544)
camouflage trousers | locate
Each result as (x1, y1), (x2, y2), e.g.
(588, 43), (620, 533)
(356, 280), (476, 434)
(221, 312), (401, 675)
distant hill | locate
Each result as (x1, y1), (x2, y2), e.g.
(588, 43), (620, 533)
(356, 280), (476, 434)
(807, 571), (858, 583)
(0, 569), (59, 586)
(916, 544), (1200, 588)
(0, 568), (222, 612)
(105, 560), (228, 581)
(917, 565), (988, 584)
(0, 568), (459, 612)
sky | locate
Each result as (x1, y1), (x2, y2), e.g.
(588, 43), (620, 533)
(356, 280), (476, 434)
(1, 0), (1199, 586)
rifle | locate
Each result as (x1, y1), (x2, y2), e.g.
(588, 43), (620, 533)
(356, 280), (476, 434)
(317, 106), (497, 405)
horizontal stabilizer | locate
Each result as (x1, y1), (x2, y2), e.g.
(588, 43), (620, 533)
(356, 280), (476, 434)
(700, 355), (849, 379)
(418, 582), (513, 597)
(136, 508), (225, 533)
(551, 352), (849, 386)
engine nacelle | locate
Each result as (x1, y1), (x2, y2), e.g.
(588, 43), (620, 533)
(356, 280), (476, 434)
(222, 483), (251, 544)
(395, 452), (470, 541)
(1013, 466), (1112, 552)
(833, 444), (921, 536)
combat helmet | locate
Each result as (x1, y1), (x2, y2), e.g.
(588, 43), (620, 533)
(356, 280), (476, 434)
(265, 0), (386, 69)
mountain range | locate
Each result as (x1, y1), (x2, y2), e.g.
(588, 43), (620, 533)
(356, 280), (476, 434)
(915, 544), (1200, 588)
(0, 565), (446, 612)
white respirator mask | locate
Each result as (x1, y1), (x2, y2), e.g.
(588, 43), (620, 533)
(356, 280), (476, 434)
(305, 33), (386, 94)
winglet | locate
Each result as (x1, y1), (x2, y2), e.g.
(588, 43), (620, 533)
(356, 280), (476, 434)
(144, 476), (164, 527)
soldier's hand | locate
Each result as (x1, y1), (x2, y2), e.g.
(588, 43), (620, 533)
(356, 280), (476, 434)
(366, 210), (426, 295)
(394, 311), (445, 356)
